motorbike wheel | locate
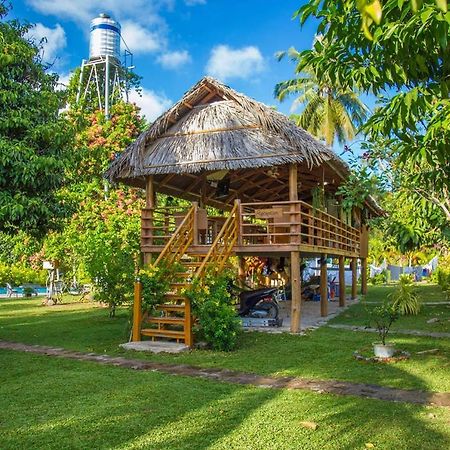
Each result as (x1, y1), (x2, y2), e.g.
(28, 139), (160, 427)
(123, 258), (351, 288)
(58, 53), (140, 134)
(262, 302), (279, 319)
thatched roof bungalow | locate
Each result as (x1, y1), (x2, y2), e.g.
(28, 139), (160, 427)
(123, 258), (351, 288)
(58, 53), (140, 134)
(108, 77), (380, 341)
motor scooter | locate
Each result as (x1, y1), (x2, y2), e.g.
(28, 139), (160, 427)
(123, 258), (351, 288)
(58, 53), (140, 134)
(238, 287), (282, 326)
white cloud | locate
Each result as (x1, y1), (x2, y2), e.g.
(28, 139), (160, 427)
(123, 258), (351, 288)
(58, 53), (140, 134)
(56, 72), (72, 90)
(205, 45), (265, 81)
(121, 21), (165, 54)
(129, 88), (172, 122)
(185, 0), (206, 5)
(26, 0), (169, 25)
(26, 23), (67, 62)
(157, 50), (191, 69)
(26, 1), (170, 56)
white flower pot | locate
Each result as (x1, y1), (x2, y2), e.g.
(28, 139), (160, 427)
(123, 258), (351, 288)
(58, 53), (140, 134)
(373, 342), (395, 358)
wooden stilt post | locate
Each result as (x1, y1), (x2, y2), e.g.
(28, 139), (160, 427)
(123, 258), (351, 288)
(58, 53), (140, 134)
(132, 280), (142, 342)
(288, 163), (302, 332)
(290, 251), (301, 333)
(143, 175), (155, 265)
(361, 257), (368, 295)
(320, 255), (328, 317)
(339, 256), (346, 307)
(238, 257), (246, 288)
(351, 257), (358, 300)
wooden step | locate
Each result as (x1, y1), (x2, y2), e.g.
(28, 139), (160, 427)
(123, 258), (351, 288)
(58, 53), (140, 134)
(141, 328), (185, 339)
(146, 317), (185, 325)
(165, 293), (186, 300)
(155, 303), (185, 312)
(181, 262), (203, 267)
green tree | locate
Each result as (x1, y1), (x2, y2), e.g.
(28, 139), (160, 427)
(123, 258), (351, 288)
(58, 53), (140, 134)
(275, 48), (369, 145)
(293, 0), (450, 220)
(0, 3), (73, 236)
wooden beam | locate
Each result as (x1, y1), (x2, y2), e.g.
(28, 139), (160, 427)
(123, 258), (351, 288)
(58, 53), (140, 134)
(339, 256), (346, 307)
(238, 256), (246, 288)
(132, 280), (142, 342)
(351, 257), (358, 300)
(361, 257), (368, 295)
(320, 255), (328, 317)
(145, 175), (154, 208)
(290, 251), (301, 333)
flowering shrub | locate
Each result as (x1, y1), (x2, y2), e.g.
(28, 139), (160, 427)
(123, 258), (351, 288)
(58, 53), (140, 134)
(185, 270), (241, 351)
(139, 261), (185, 315)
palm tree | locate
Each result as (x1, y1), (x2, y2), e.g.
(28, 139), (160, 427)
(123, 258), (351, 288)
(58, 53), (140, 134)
(275, 48), (369, 146)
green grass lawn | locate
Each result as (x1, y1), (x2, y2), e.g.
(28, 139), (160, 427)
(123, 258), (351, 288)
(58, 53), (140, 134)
(1, 285), (449, 392)
(330, 303), (450, 333)
(331, 283), (450, 333)
(0, 349), (449, 450)
(363, 283), (448, 303)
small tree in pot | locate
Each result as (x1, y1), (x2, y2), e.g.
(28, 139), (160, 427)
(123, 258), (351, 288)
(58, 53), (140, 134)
(367, 301), (399, 358)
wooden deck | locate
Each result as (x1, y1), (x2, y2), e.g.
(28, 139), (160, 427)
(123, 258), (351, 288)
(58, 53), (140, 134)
(141, 200), (363, 259)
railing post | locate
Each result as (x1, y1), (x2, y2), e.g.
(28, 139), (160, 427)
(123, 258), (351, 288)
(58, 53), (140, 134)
(193, 202), (199, 245)
(132, 279), (142, 342)
(235, 199), (242, 246)
(184, 298), (193, 347)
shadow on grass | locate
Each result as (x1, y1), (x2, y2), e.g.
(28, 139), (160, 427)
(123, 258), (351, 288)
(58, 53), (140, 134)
(0, 350), (448, 450)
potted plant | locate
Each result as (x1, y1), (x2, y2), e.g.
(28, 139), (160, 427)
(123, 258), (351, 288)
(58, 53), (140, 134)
(367, 301), (399, 358)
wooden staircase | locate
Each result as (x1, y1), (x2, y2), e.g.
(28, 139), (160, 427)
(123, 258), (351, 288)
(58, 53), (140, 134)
(137, 203), (239, 347)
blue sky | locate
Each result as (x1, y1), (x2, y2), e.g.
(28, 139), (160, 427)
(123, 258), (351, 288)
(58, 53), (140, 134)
(9, 0), (373, 155)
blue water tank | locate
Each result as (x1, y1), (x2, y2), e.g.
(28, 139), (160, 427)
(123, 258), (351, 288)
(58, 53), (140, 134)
(89, 13), (121, 61)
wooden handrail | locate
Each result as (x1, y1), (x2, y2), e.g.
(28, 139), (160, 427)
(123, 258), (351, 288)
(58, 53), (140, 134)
(195, 202), (238, 279)
(153, 205), (196, 267)
(239, 200), (360, 254)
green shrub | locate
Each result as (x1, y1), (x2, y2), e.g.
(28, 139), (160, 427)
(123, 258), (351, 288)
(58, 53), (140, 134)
(369, 269), (388, 285)
(366, 300), (399, 345)
(139, 261), (185, 315)
(186, 270), (241, 351)
(0, 263), (46, 286)
(388, 275), (421, 316)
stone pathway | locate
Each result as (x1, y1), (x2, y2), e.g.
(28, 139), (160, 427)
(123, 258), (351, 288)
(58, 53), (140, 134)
(328, 324), (450, 339)
(1, 340), (449, 408)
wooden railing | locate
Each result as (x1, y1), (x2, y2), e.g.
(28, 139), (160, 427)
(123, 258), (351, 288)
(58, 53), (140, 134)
(141, 205), (192, 248)
(195, 202), (239, 279)
(239, 201), (360, 255)
(153, 205), (196, 267)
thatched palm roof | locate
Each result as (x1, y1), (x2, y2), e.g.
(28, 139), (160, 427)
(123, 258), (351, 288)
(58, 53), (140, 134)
(106, 76), (347, 181)
(105, 76), (383, 216)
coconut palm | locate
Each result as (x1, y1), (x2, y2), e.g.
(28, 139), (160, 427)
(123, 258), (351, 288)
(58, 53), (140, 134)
(275, 48), (369, 146)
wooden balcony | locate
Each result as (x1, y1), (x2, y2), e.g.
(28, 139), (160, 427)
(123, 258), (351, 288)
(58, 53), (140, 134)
(141, 200), (363, 259)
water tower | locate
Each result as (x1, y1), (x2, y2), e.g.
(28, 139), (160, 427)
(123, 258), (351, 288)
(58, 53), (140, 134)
(76, 13), (133, 118)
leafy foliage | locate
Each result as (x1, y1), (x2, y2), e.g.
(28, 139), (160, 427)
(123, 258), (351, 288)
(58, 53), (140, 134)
(0, 3), (73, 236)
(0, 262), (46, 286)
(369, 269), (388, 285)
(388, 275), (421, 315)
(185, 270), (242, 351)
(275, 48), (369, 145)
(294, 0), (450, 222)
(139, 261), (185, 315)
(81, 196), (141, 317)
(366, 300), (399, 344)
